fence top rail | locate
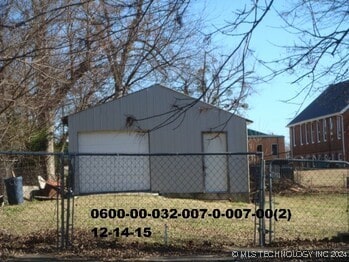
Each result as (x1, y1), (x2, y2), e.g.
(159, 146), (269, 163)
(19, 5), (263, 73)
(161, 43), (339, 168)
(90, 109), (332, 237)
(0, 151), (65, 156)
(69, 152), (263, 157)
(268, 158), (349, 167)
(0, 151), (263, 157)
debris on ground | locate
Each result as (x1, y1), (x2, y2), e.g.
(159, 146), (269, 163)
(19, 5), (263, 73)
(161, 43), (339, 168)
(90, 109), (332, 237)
(1, 229), (348, 261)
(31, 176), (60, 200)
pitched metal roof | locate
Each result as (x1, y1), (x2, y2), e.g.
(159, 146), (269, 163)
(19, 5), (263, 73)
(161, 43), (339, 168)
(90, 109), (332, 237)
(66, 84), (253, 123)
(287, 81), (349, 126)
(248, 129), (267, 136)
(247, 129), (284, 137)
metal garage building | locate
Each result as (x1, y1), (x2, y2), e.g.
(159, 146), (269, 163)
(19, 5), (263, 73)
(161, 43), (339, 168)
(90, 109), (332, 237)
(68, 84), (251, 198)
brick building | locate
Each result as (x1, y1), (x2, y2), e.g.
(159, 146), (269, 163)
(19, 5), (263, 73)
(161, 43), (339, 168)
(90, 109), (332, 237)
(287, 81), (349, 161)
(248, 129), (286, 160)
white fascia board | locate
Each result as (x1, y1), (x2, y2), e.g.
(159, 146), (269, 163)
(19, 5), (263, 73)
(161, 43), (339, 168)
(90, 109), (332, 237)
(340, 104), (349, 114)
(287, 112), (342, 128)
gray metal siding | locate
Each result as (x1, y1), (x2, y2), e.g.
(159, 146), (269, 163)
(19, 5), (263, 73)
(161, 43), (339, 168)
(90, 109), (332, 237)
(228, 155), (249, 193)
(69, 86), (247, 153)
(150, 155), (204, 193)
(68, 85), (249, 195)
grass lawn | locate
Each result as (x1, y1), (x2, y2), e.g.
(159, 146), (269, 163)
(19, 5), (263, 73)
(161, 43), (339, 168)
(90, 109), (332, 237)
(0, 199), (58, 235)
(271, 193), (348, 241)
(72, 194), (256, 246)
(0, 193), (347, 247)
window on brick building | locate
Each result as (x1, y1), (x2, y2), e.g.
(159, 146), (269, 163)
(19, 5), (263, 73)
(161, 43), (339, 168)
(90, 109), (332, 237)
(316, 120), (321, 143)
(305, 123), (309, 144)
(329, 117), (334, 140)
(311, 122), (315, 143)
(257, 144), (262, 152)
(337, 116), (342, 140)
(272, 144), (278, 156)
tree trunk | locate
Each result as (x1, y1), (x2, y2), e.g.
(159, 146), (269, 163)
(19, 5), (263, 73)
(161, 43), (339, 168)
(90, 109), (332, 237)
(46, 116), (56, 180)
(37, 110), (56, 180)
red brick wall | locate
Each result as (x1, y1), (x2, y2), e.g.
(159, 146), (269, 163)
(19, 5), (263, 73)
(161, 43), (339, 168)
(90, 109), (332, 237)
(343, 110), (349, 161)
(248, 136), (286, 161)
(290, 114), (346, 160)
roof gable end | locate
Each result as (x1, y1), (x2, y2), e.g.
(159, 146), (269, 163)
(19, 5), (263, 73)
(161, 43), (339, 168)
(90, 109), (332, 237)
(68, 84), (250, 123)
(287, 80), (349, 126)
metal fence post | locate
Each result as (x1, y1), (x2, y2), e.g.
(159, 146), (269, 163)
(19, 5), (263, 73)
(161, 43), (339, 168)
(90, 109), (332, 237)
(268, 161), (273, 244)
(56, 154), (60, 250)
(258, 154), (265, 247)
(65, 153), (74, 248)
(59, 153), (65, 249)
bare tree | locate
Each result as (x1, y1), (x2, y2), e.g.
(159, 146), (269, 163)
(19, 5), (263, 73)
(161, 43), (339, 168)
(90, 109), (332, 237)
(199, 0), (348, 101)
(0, 0), (277, 161)
(167, 0), (273, 119)
(257, 0), (349, 95)
(0, 0), (206, 152)
(0, 0), (94, 178)
(171, 47), (253, 115)
(84, 0), (201, 100)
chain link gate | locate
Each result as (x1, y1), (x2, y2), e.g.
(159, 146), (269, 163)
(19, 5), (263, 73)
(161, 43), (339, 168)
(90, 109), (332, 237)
(267, 159), (349, 244)
(64, 152), (267, 249)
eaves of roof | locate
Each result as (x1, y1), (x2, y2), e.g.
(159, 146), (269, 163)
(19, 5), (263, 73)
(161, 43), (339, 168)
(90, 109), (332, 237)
(287, 80), (349, 127)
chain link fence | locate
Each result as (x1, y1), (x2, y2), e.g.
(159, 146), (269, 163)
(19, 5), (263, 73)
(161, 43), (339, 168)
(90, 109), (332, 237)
(267, 159), (349, 244)
(70, 153), (263, 248)
(1, 152), (349, 257)
(0, 152), (66, 251)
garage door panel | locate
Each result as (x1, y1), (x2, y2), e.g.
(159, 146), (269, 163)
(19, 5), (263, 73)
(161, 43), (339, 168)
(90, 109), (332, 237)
(77, 132), (150, 194)
(78, 156), (150, 193)
(78, 132), (149, 153)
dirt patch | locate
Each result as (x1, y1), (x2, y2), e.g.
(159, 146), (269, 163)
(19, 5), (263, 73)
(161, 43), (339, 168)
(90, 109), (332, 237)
(271, 178), (306, 194)
(1, 229), (349, 261)
(271, 178), (347, 195)
(268, 237), (349, 250)
(0, 229), (225, 261)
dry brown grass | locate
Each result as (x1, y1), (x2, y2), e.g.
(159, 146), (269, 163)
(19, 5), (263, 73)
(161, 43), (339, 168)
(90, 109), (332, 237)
(0, 192), (347, 248)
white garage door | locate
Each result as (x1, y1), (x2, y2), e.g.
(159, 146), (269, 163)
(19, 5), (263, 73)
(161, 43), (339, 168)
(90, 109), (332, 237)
(77, 131), (150, 194)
